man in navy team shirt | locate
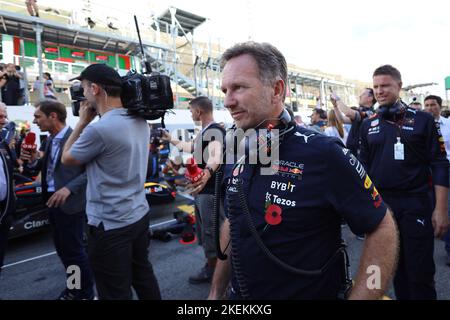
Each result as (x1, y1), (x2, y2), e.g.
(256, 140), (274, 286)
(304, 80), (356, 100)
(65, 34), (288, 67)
(360, 65), (449, 300)
(208, 42), (399, 300)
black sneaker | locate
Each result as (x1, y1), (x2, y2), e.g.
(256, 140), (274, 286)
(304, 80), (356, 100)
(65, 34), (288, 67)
(58, 290), (76, 300)
(188, 264), (214, 284)
(58, 290), (96, 300)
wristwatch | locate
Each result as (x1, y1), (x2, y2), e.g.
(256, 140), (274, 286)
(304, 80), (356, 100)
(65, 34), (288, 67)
(205, 166), (214, 176)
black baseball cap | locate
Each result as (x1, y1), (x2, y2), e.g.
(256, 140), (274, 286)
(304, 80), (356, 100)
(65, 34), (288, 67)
(69, 63), (122, 87)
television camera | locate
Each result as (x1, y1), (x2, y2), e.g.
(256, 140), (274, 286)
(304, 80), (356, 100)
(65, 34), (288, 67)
(70, 15), (174, 121)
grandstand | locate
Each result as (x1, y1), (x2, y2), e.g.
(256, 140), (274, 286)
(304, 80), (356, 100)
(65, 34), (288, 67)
(0, 0), (363, 111)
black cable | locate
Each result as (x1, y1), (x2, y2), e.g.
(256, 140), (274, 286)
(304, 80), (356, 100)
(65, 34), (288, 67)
(213, 165), (227, 260)
(227, 188), (251, 300)
(219, 114), (350, 298)
(236, 177), (344, 276)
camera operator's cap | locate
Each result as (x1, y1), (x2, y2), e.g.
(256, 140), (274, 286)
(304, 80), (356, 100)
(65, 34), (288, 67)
(69, 63), (122, 87)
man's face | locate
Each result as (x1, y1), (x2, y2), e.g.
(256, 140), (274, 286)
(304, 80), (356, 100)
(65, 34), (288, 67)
(81, 80), (99, 111)
(0, 107), (7, 130)
(221, 54), (276, 130)
(81, 80), (95, 104)
(424, 99), (441, 119)
(6, 64), (15, 73)
(373, 75), (401, 106)
(189, 105), (201, 123)
(359, 89), (374, 107)
(310, 111), (319, 124)
(33, 107), (54, 133)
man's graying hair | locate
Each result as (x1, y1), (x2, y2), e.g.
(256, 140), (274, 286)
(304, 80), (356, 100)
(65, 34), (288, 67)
(220, 42), (288, 100)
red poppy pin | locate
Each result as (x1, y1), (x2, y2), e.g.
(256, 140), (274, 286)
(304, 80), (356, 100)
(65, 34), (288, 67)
(265, 204), (282, 226)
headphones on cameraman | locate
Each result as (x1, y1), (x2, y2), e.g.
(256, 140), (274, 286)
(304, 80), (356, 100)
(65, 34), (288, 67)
(377, 99), (407, 122)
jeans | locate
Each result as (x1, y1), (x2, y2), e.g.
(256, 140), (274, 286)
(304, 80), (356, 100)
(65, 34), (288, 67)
(87, 212), (161, 300)
(48, 208), (95, 298)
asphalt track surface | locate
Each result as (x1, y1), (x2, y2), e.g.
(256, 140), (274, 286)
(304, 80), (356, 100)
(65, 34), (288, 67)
(1, 193), (449, 300)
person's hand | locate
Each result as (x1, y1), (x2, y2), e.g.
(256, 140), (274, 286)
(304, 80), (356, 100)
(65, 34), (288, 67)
(330, 92), (341, 107)
(8, 138), (16, 151)
(78, 100), (97, 125)
(46, 187), (71, 208)
(432, 208), (450, 238)
(20, 148), (38, 163)
(187, 169), (210, 196)
(160, 130), (172, 143)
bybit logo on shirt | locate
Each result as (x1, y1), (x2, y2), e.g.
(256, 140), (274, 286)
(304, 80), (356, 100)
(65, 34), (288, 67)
(270, 181), (296, 193)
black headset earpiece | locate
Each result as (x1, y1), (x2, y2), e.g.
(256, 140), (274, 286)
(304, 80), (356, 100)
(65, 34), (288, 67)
(225, 109), (294, 165)
(279, 108), (294, 127)
(377, 105), (390, 118)
(377, 100), (406, 121)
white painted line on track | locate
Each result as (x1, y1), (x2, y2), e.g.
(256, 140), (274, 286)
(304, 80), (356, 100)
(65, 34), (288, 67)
(2, 214), (195, 270)
(3, 195), (195, 270)
(150, 219), (178, 229)
(2, 251), (57, 269)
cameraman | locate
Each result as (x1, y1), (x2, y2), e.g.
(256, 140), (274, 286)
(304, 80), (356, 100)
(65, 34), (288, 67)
(61, 64), (161, 300)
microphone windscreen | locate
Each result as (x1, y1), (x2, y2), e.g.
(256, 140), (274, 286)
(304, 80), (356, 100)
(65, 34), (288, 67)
(24, 132), (36, 145)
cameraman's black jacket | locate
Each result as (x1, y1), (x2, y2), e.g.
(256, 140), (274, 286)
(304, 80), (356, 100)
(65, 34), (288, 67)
(1, 74), (20, 106)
